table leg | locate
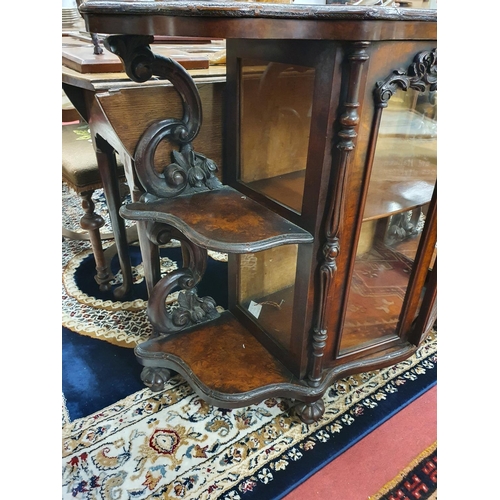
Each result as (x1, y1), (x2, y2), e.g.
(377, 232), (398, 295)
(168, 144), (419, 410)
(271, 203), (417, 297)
(78, 190), (113, 291)
(94, 135), (134, 299)
(125, 156), (161, 297)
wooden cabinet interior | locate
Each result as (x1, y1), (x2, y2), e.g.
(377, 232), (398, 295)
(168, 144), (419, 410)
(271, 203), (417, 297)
(80, 1), (437, 424)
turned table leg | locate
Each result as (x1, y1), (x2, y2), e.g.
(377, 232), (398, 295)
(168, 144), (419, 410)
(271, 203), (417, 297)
(79, 190), (113, 291)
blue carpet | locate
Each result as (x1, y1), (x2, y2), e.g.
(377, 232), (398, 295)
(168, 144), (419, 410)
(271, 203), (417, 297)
(62, 327), (144, 420)
(63, 244), (228, 421)
(73, 244), (229, 307)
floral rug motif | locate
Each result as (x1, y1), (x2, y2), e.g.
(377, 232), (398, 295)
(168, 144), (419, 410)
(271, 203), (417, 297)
(62, 331), (436, 500)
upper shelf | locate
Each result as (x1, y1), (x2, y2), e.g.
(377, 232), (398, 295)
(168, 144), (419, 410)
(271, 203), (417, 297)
(121, 185), (313, 253)
(80, 1), (437, 41)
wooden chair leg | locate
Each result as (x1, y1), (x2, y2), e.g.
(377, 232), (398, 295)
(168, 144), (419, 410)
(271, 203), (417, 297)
(79, 190), (113, 291)
(95, 137), (133, 299)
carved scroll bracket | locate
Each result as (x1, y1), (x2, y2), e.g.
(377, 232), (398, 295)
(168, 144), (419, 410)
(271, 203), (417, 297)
(374, 48), (437, 107)
(146, 223), (220, 336)
(308, 42), (370, 388)
(104, 35), (222, 199)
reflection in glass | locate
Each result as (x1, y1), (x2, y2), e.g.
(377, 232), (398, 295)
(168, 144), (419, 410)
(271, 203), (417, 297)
(339, 88), (437, 354)
(238, 245), (298, 350)
(239, 60), (315, 213)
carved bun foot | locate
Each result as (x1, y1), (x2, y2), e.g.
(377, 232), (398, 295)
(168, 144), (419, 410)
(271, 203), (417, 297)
(294, 398), (325, 424)
(140, 367), (172, 392)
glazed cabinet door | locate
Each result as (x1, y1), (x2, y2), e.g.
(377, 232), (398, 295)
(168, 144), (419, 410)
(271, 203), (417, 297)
(337, 47), (437, 358)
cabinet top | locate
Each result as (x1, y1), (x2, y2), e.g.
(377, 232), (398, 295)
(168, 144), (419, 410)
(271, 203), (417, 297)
(80, 1), (437, 40)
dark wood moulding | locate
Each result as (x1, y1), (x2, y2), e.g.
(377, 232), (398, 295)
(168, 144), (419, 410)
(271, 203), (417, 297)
(80, 1), (437, 40)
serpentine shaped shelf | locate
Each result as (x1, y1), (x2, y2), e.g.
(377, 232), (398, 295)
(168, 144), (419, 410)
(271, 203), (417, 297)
(120, 186), (313, 253)
(135, 310), (417, 409)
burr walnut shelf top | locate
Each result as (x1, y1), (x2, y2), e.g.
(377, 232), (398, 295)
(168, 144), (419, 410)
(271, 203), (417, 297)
(121, 186), (313, 253)
(135, 311), (300, 398)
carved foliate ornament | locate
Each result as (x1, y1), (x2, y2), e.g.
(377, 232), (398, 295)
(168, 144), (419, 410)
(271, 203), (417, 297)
(375, 48), (437, 107)
(105, 35), (222, 199)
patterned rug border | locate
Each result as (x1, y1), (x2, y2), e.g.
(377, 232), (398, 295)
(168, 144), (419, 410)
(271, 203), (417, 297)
(63, 244), (149, 313)
(62, 238), (227, 348)
(369, 441), (437, 500)
(62, 332), (436, 500)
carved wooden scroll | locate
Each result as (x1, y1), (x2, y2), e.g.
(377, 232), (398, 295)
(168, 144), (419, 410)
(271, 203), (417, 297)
(145, 224), (219, 336)
(105, 35), (222, 199)
(374, 48), (437, 106)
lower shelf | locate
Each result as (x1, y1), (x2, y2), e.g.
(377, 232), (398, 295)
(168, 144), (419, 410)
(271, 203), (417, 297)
(135, 310), (418, 422)
(135, 310), (309, 407)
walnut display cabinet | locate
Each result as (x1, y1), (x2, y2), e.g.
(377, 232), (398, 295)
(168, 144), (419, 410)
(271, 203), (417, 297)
(81, 1), (437, 423)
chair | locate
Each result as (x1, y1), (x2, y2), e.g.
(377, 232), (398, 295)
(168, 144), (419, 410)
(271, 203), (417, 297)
(62, 122), (128, 291)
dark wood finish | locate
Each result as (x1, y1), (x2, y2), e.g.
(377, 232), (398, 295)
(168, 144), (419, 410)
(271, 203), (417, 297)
(78, 1), (437, 423)
(121, 186), (312, 253)
(136, 310), (421, 406)
(80, 1), (436, 41)
(136, 311), (297, 398)
(78, 190), (113, 291)
(61, 122), (126, 290)
(94, 135), (134, 299)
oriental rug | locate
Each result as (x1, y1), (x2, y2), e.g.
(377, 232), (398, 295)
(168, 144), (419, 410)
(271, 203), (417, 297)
(62, 184), (437, 499)
(369, 441), (437, 500)
(62, 329), (436, 500)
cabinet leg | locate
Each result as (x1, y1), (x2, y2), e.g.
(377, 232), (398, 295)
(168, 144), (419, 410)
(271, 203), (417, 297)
(140, 366), (172, 392)
(294, 398), (325, 424)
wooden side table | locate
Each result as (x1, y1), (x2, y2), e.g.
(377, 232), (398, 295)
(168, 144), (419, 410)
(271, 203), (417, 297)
(80, 0), (437, 423)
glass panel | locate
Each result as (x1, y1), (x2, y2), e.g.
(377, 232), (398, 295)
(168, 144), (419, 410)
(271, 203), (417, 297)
(238, 245), (298, 350)
(339, 87), (437, 354)
(239, 59), (315, 213)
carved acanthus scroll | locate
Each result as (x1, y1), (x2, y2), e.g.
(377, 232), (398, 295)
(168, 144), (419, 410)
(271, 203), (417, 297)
(146, 224), (220, 336)
(104, 35), (222, 199)
(374, 48), (437, 107)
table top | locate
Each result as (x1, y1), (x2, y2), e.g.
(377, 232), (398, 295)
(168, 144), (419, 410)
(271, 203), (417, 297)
(80, 1), (437, 41)
(62, 32), (227, 91)
(62, 63), (226, 91)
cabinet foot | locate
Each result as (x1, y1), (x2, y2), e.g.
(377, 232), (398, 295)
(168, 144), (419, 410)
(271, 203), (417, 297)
(140, 367), (172, 392)
(294, 398), (325, 424)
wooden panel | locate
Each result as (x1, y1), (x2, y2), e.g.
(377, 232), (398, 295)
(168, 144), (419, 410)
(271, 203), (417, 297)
(240, 64), (314, 182)
(95, 82), (225, 176)
(239, 245), (297, 302)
